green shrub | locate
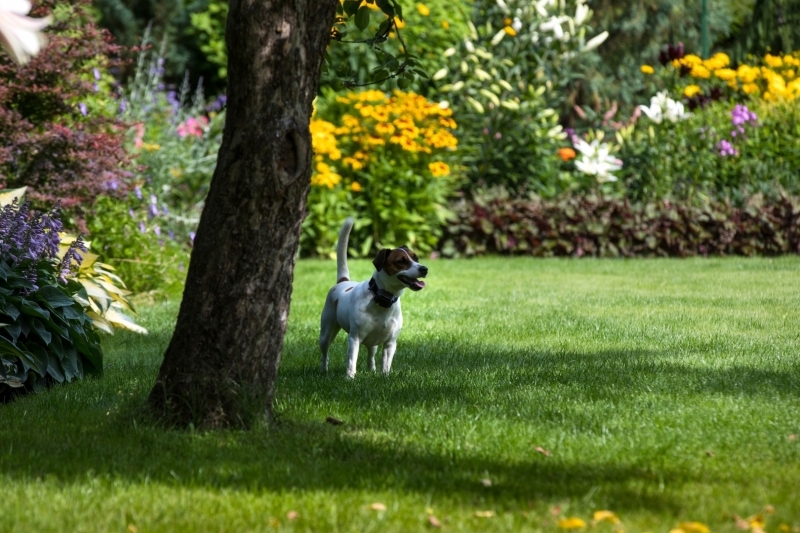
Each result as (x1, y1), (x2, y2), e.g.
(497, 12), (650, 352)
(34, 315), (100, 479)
(439, 189), (800, 257)
(0, 201), (102, 396)
(433, 0), (608, 194)
(617, 97), (800, 201)
(302, 89), (459, 258)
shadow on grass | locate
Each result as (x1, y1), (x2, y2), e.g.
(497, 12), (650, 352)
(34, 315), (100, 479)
(1, 335), (795, 514)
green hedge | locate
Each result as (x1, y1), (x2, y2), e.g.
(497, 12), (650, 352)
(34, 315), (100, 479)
(439, 192), (800, 257)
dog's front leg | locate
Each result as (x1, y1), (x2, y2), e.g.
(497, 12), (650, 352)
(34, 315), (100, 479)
(367, 346), (377, 372)
(381, 340), (397, 375)
(345, 335), (361, 379)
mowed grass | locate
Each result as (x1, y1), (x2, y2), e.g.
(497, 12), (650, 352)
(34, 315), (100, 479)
(1, 257), (799, 533)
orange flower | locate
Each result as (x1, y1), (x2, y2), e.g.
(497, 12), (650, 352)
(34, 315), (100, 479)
(558, 147), (576, 161)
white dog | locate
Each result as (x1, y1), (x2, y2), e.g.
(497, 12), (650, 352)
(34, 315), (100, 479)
(319, 217), (428, 378)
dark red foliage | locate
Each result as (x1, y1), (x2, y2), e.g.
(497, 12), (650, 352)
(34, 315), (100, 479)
(0, 0), (131, 214)
(440, 193), (800, 258)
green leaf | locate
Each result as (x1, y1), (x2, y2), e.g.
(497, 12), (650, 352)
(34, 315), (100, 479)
(21, 300), (50, 320)
(60, 346), (80, 381)
(343, 0), (360, 17)
(47, 353), (65, 383)
(376, 0), (394, 18)
(26, 342), (49, 377)
(4, 302), (19, 321)
(355, 6), (371, 31)
(31, 318), (52, 345)
(35, 285), (76, 308)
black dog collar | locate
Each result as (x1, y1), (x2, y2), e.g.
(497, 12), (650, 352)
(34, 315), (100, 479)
(368, 278), (398, 308)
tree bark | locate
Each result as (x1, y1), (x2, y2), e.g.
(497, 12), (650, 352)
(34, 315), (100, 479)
(147, 0), (338, 428)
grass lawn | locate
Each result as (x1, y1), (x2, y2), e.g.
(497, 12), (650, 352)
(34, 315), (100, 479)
(1, 257), (799, 532)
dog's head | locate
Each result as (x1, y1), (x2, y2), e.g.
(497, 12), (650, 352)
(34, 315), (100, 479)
(372, 246), (428, 291)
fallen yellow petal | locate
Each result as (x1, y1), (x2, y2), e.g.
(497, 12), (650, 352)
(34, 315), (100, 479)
(748, 515), (766, 529)
(475, 510), (495, 518)
(370, 502), (387, 511)
(680, 522), (710, 533)
(559, 517), (587, 529)
(594, 510), (621, 524)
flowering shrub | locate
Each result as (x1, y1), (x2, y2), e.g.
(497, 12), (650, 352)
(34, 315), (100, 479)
(440, 190), (800, 258)
(642, 49), (800, 104)
(615, 97), (800, 201)
(0, 200), (102, 396)
(434, 0), (608, 194)
(86, 36), (216, 293)
(302, 89), (458, 257)
(0, 0), (132, 216)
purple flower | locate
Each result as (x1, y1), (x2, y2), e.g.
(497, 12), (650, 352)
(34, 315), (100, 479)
(93, 83), (99, 92)
(139, 221), (146, 234)
(93, 67), (101, 80)
(717, 139), (738, 157)
(162, 205), (169, 215)
(189, 232), (196, 242)
(79, 103), (88, 116)
(154, 225), (161, 237)
(129, 208), (135, 219)
(149, 194), (157, 205)
(134, 186), (142, 200)
(168, 229), (175, 240)
(731, 104), (758, 127)
(148, 204), (158, 219)
(179, 261), (184, 271)
(119, 99), (127, 113)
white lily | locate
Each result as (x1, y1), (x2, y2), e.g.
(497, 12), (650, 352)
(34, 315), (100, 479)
(638, 91), (691, 124)
(581, 30), (608, 52)
(574, 3), (590, 26)
(0, 0), (51, 65)
(512, 17), (522, 32)
(540, 16), (567, 41)
(573, 138), (623, 183)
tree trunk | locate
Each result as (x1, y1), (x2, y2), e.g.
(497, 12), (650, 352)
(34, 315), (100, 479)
(147, 0), (338, 428)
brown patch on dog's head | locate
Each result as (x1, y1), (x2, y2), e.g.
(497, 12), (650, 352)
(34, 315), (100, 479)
(373, 247), (416, 275)
(337, 277), (349, 284)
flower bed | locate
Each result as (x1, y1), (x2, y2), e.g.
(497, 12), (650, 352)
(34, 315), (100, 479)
(439, 192), (800, 258)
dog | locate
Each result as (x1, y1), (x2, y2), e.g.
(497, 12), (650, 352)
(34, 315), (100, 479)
(319, 217), (428, 378)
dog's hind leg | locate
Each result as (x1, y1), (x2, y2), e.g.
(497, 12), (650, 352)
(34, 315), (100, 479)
(345, 335), (361, 379)
(367, 345), (378, 372)
(381, 340), (397, 375)
(319, 304), (340, 373)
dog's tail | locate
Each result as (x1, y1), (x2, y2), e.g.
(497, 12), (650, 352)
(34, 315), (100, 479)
(336, 217), (354, 283)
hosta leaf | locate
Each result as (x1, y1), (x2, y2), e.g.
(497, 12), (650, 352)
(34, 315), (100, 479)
(47, 353), (65, 383)
(35, 285), (76, 308)
(86, 312), (114, 335)
(103, 309), (148, 335)
(21, 300), (50, 320)
(31, 318), (52, 345)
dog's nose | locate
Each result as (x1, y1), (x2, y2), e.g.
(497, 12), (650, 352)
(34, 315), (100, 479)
(419, 265), (429, 277)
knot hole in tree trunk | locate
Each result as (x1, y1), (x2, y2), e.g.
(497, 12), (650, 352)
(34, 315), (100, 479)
(277, 130), (307, 186)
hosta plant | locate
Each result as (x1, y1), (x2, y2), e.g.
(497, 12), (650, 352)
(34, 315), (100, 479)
(0, 200), (102, 395)
(58, 235), (146, 335)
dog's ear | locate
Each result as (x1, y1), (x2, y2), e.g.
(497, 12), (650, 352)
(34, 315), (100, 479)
(372, 248), (391, 271)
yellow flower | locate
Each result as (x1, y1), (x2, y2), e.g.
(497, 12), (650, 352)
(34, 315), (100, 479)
(737, 64), (760, 83)
(311, 162), (341, 188)
(342, 157), (364, 170)
(765, 53), (783, 68)
(441, 20), (449, 29)
(428, 161), (450, 177)
(143, 143), (161, 151)
(504, 26), (517, 36)
(394, 16), (405, 29)
(640, 65), (654, 74)
(682, 54), (703, 65)
(683, 84), (702, 97)
(714, 68), (737, 81)
(558, 518), (587, 529)
(417, 3), (430, 16)
(351, 181), (362, 192)
(593, 511), (620, 524)
(360, 0), (380, 9)
(690, 64), (710, 78)
(703, 52), (730, 70)
(678, 522), (710, 533)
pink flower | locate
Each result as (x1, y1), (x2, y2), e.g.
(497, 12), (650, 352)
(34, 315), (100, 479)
(177, 116), (208, 138)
